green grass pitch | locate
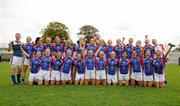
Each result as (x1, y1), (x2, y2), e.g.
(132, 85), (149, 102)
(0, 62), (180, 106)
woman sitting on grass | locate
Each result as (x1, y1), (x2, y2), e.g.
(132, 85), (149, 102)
(130, 51), (143, 87)
(20, 47), (41, 85)
(85, 50), (96, 85)
(50, 52), (63, 85)
(38, 49), (52, 85)
(107, 51), (118, 86)
(61, 50), (74, 85)
(74, 53), (85, 85)
(142, 50), (153, 87)
(119, 51), (130, 86)
(95, 51), (107, 85)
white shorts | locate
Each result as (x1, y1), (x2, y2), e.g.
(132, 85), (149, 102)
(50, 70), (61, 81)
(131, 72), (142, 81)
(119, 73), (129, 81)
(28, 72), (38, 81)
(96, 70), (106, 80)
(75, 72), (84, 80)
(38, 70), (50, 81)
(24, 57), (30, 65)
(85, 69), (95, 79)
(61, 72), (71, 81)
(143, 74), (153, 81)
(11, 56), (23, 68)
(107, 73), (117, 84)
(154, 73), (165, 82)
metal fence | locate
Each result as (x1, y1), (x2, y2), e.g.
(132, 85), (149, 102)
(168, 52), (180, 64)
(0, 42), (12, 61)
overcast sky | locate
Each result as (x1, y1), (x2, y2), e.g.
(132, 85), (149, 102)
(1, 0), (180, 46)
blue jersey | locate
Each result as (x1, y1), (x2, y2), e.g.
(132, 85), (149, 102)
(86, 44), (97, 54)
(44, 44), (53, 56)
(86, 56), (95, 70)
(125, 44), (134, 59)
(153, 58), (165, 74)
(144, 45), (154, 57)
(53, 43), (64, 53)
(30, 58), (41, 73)
(134, 46), (141, 57)
(106, 46), (114, 58)
(97, 46), (106, 57)
(75, 59), (85, 74)
(143, 57), (153, 75)
(131, 57), (142, 72)
(119, 59), (129, 74)
(23, 43), (34, 58)
(52, 58), (63, 71)
(76, 45), (82, 54)
(65, 45), (74, 53)
(114, 45), (124, 58)
(41, 56), (52, 71)
(12, 41), (23, 57)
(62, 57), (73, 73)
(34, 45), (44, 54)
(108, 58), (117, 75)
(64, 45), (74, 56)
(96, 58), (106, 71)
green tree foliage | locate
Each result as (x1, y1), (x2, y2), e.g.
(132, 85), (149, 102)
(77, 25), (99, 42)
(41, 22), (70, 42)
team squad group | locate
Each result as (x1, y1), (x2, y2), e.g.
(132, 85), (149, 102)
(8, 33), (174, 88)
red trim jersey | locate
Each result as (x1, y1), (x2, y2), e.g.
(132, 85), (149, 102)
(96, 46), (106, 57)
(43, 44), (53, 56)
(125, 44), (134, 59)
(62, 56), (74, 73)
(143, 44), (154, 57)
(52, 43), (64, 53)
(51, 57), (63, 71)
(106, 45), (114, 59)
(114, 45), (124, 59)
(74, 58), (85, 74)
(95, 57), (107, 71)
(85, 56), (96, 70)
(153, 58), (166, 74)
(119, 58), (130, 74)
(86, 44), (98, 55)
(130, 57), (143, 72)
(41, 55), (53, 71)
(107, 58), (119, 75)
